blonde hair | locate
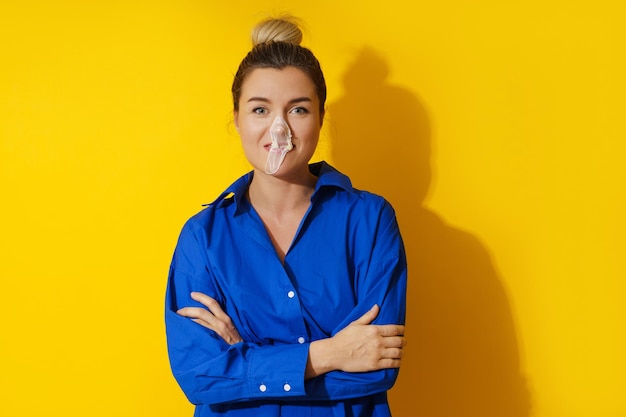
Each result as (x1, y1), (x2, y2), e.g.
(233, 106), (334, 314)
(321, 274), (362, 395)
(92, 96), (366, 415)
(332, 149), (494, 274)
(251, 15), (303, 46)
(232, 16), (326, 116)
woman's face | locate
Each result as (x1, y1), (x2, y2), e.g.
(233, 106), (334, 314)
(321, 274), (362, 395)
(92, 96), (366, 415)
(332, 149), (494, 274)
(234, 66), (323, 177)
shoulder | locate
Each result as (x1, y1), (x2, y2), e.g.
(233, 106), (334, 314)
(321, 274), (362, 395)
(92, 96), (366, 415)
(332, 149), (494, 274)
(316, 162), (395, 217)
(184, 170), (253, 226)
(347, 190), (398, 233)
(177, 172), (250, 241)
(319, 184), (398, 238)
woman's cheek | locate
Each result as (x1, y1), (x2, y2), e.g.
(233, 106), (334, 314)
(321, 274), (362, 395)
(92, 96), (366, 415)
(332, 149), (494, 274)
(242, 120), (270, 142)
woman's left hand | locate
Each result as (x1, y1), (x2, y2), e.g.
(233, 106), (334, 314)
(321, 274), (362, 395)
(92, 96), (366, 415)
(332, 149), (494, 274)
(177, 292), (243, 345)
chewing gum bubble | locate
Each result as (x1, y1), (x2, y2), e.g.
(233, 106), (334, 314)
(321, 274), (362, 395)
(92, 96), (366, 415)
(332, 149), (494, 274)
(264, 116), (293, 175)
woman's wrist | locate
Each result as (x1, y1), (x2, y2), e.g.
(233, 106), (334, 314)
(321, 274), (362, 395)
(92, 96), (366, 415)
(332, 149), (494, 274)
(305, 338), (336, 380)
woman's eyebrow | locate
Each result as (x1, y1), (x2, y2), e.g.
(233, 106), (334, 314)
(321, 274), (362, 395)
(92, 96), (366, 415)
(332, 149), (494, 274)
(247, 97), (270, 103)
(288, 97), (312, 104)
(246, 97), (312, 104)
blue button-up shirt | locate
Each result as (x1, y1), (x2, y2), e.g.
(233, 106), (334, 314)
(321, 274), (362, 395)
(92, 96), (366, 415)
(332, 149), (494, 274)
(165, 162), (407, 417)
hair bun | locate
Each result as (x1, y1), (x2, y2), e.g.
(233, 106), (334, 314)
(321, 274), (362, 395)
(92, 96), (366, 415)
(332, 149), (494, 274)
(251, 16), (303, 46)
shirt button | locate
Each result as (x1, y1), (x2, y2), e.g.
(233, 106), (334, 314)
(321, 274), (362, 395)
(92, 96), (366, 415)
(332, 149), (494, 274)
(287, 291), (295, 298)
(283, 383), (291, 392)
(298, 337), (305, 344)
(259, 384), (267, 392)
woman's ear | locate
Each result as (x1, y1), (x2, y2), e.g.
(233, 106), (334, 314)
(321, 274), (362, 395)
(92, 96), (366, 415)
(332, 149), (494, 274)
(233, 111), (239, 131)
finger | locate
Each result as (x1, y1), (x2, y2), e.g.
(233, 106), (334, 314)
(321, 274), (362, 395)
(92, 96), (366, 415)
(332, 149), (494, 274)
(191, 318), (214, 330)
(177, 307), (216, 324)
(190, 292), (221, 311)
(377, 358), (402, 369)
(176, 307), (198, 318)
(378, 324), (405, 337)
(178, 308), (216, 331)
(202, 297), (232, 322)
(382, 336), (407, 348)
(381, 347), (405, 359)
(352, 304), (380, 325)
(187, 312), (225, 333)
(190, 293), (237, 327)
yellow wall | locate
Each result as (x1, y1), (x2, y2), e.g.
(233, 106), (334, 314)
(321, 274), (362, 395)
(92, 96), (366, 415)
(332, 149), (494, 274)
(1, 1), (624, 416)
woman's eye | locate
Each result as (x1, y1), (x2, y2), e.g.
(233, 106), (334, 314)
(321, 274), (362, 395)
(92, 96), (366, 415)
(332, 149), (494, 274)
(290, 107), (309, 114)
(253, 107), (268, 115)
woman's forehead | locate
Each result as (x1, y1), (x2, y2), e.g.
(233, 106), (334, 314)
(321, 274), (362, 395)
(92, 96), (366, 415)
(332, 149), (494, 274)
(240, 67), (317, 99)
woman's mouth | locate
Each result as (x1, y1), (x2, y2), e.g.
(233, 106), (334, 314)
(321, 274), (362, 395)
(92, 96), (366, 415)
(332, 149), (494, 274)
(264, 143), (295, 151)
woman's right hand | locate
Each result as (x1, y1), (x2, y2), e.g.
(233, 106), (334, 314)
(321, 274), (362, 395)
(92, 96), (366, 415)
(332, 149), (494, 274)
(176, 292), (243, 345)
(306, 305), (406, 378)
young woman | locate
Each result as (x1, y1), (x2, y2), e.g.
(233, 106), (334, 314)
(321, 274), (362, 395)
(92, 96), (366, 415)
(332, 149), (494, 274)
(165, 15), (408, 417)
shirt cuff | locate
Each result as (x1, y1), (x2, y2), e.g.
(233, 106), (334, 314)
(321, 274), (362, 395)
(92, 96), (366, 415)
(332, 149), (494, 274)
(247, 342), (310, 399)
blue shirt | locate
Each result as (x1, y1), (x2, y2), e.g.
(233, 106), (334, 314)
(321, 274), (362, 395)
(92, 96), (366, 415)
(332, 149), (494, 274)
(165, 162), (407, 417)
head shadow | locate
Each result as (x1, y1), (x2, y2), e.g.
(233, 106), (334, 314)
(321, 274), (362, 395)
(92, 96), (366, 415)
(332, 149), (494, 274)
(326, 46), (531, 417)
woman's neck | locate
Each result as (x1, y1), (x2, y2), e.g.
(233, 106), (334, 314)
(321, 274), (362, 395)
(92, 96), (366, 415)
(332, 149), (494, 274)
(247, 168), (317, 218)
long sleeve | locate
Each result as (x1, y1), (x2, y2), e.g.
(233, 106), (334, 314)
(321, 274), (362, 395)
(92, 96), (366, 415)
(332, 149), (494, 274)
(303, 200), (407, 399)
(165, 220), (311, 405)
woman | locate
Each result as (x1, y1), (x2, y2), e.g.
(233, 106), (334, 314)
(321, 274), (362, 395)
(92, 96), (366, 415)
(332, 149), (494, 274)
(165, 15), (407, 417)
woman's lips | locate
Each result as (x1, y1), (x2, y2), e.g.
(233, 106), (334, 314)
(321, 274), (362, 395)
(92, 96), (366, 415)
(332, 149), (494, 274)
(263, 143), (295, 150)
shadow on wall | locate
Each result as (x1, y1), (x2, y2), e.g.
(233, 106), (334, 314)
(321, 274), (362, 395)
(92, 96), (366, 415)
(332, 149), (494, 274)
(327, 47), (531, 417)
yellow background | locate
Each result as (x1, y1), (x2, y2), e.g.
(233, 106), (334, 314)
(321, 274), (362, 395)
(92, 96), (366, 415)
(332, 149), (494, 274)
(1, 1), (624, 416)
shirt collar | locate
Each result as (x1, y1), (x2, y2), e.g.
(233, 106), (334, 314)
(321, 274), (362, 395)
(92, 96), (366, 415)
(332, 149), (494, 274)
(309, 161), (353, 196)
(205, 161), (353, 212)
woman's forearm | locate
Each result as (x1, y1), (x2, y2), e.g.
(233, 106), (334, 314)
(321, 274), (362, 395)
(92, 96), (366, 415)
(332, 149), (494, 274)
(305, 338), (336, 379)
(305, 305), (405, 380)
